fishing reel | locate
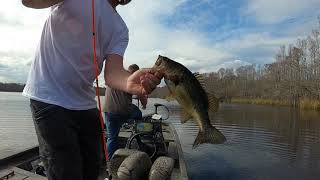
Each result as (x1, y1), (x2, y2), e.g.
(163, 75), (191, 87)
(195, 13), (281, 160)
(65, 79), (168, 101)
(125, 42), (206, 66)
(126, 103), (169, 160)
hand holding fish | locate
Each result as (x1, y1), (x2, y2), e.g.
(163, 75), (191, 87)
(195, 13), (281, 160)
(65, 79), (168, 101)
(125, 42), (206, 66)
(126, 68), (163, 96)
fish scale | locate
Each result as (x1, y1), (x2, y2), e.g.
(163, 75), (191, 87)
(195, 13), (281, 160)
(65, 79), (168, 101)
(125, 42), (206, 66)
(153, 55), (226, 147)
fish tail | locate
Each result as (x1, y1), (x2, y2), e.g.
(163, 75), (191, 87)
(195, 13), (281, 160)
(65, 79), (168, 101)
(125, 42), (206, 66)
(193, 125), (226, 147)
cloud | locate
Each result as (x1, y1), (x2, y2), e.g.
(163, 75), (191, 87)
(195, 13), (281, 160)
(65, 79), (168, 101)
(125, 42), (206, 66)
(119, 0), (319, 73)
(118, 0), (233, 69)
(213, 60), (252, 71)
(0, 54), (32, 83)
(0, 1), (48, 83)
(245, 0), (320, 24)
(215, 32), (298, 64)
(1, 0), (319, 84)
(0, 1), (48, 27)
(0, 1), (48, 54)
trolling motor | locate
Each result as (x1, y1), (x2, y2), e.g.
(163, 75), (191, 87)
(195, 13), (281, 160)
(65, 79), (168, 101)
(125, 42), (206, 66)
(125, 103), (169, 160)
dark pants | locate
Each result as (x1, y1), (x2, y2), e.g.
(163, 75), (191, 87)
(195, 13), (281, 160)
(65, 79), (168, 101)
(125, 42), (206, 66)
(30, 99), (102, 180)
(105, 104), (142, 158)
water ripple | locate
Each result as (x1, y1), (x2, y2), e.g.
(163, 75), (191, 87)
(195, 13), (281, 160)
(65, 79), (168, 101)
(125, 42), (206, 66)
(1, 94), (320, 180)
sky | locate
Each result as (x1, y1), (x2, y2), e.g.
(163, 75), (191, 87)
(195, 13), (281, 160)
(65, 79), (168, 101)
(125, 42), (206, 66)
(0, 0), (320, 84)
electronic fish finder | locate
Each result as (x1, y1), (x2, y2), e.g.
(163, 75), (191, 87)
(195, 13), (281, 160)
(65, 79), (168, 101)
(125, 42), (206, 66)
(125, 103), (170, 160)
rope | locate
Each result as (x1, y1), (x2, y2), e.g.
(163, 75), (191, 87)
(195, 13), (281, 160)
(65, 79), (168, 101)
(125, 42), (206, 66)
(91, 0), (109, 161)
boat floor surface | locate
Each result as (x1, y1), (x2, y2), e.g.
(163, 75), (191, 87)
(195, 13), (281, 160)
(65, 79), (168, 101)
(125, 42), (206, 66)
(0, 123), (188, 180)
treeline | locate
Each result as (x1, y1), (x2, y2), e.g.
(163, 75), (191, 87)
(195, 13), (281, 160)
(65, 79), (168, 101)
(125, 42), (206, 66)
(0, 82), (25, 92)
(0, 83), (106, 96)
(204, 22), (320, 110)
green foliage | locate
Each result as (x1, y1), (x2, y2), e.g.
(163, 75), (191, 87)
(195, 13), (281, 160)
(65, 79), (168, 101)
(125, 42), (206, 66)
(0, 82), (25, 92)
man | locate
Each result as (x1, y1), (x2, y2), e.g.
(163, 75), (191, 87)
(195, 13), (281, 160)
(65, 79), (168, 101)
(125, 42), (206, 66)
(103, 64), (146, 158)
(21, 0), (162, 180)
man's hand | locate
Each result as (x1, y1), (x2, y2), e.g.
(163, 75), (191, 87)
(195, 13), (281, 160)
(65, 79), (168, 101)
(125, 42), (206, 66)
(22, 0), (63, 9)
(105, 54), (163, 96)
(126, 68), (162, 96)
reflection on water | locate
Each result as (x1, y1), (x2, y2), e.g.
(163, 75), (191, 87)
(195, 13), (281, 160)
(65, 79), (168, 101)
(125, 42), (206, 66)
(1, 92), (320, 180)
(0, 92), (37, 159)
(168, 103), (320, 180)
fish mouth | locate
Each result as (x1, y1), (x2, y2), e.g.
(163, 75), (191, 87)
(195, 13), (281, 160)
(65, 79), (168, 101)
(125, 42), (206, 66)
(152, 55), (166, 76)
(151, 65), (161, 75)
(151, 67), (167, 80)
(154, 55), (164, 71)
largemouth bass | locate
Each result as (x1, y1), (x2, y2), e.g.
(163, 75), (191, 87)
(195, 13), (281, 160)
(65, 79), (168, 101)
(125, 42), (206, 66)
(153, 55), (226, 147)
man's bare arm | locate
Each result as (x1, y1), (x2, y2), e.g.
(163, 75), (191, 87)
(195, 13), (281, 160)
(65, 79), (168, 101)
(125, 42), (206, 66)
(22, 0), (64, 9)
(104, 54), (131, 93)
(104, 54), (162, 96)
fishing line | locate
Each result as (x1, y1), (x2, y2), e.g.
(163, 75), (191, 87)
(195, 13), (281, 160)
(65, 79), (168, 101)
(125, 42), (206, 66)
(91, 0), (108, 161)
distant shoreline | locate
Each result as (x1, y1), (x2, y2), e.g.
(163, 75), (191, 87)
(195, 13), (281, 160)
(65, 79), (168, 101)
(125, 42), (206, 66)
(0, 85), (106, 96)
(2, 88), (319, 112)
(0, 82), (25, 92)
(0, 90), (23, 92)
(230, 98), (320, 111)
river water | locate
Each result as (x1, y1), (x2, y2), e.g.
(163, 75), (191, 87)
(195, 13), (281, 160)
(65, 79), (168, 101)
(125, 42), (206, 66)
(1, 92), (320, 180)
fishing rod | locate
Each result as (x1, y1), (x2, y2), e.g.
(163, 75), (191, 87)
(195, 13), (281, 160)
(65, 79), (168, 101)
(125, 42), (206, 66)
(91, 0), (109, 161)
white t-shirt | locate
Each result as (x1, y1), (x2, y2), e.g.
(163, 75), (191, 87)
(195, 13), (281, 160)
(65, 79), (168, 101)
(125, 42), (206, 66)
(23, 0), (129, 110)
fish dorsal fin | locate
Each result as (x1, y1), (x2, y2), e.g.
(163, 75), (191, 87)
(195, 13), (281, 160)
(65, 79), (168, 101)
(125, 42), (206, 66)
(193, 72), (205, 88)
(180, 109), (192, 124)
(207, 93), (220, 113)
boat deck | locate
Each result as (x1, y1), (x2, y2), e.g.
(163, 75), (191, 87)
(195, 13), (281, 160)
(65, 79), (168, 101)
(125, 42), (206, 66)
(1, 167), (46, 180)
(109, 122), (188, 180)
(0, 123), (188, 180)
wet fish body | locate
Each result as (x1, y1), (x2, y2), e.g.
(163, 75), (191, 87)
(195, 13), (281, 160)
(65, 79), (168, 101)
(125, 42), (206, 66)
(153, 55), (226, 147)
